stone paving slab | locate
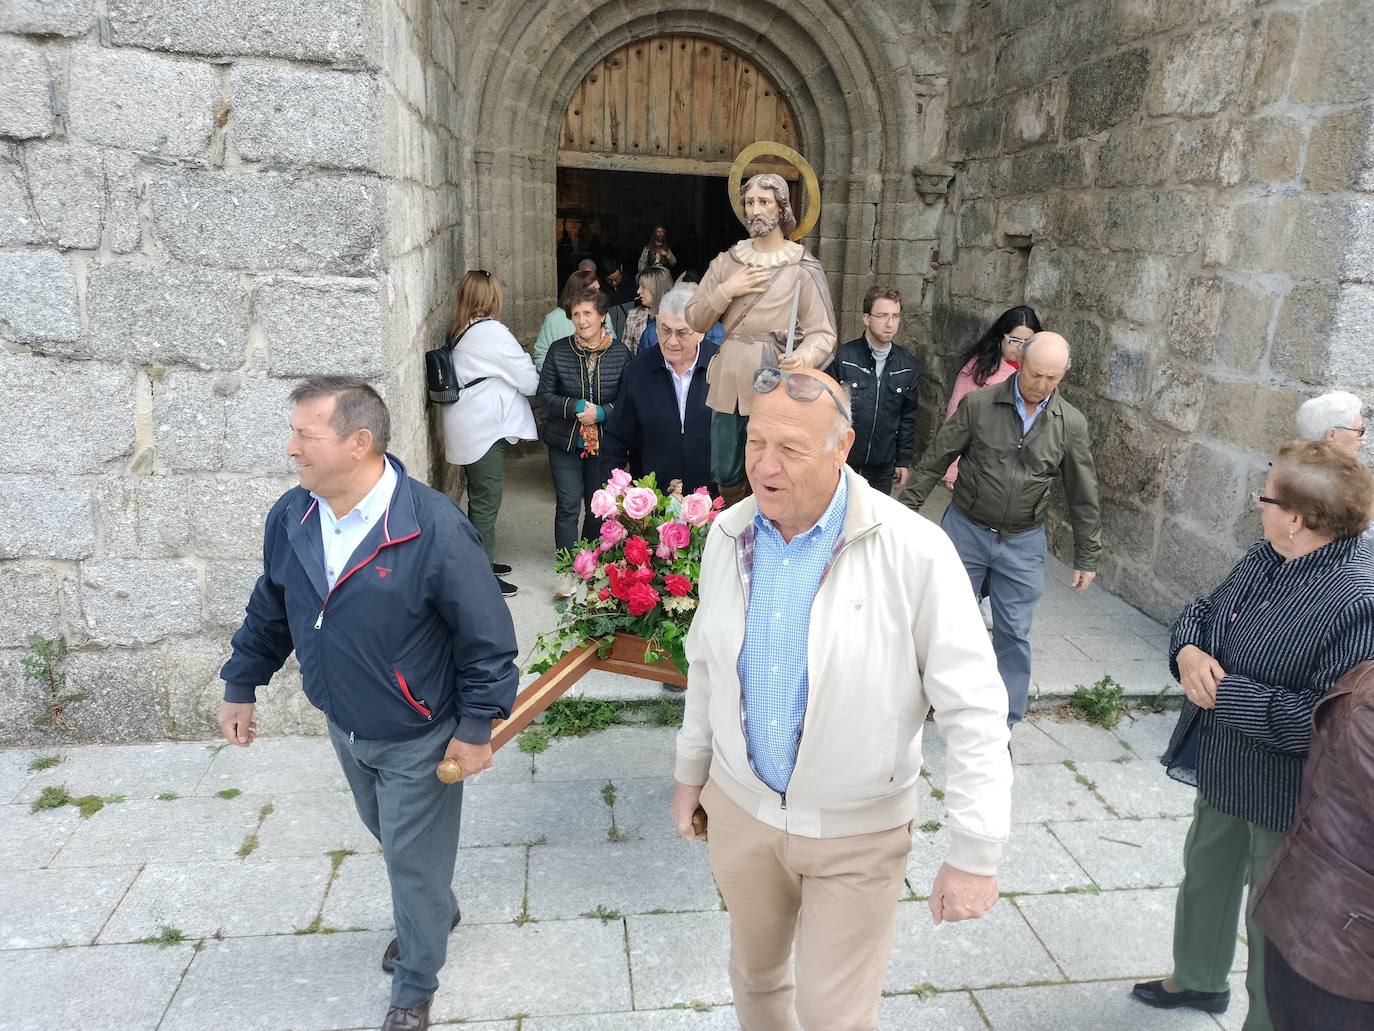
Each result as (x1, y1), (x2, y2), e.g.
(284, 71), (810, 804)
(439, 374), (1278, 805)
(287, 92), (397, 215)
(1047, 817), (1191, 890)
(1030, 657), (1175, 699)
(196, 737), (350, 796)
(606, 777), (678, 842)
(322, 847), (527, 928)
(1116, 711), (1182, 760)
(160, 932), (394, 1031)
(0, 941), (195, 1031)
(1075, 759), (1196, 819)
(460, 780), (616, 847)
(249, 790), (380, 858)
(533, 726), (679, 782)
(14, 742), (218, 804)
(883, 899), (1063, 991)
(524, 1010), (737, 1030)
(0, 803), (78, 869)
(1008, 763), (1112, 822)
(49, 796), (261, 866)
(624, 911), (733, 1010)
(907, 822), (1093, 898)
(431, 919), (633, 1021)
(1013, 887), (1242, 982)
(528, 838), (719, 920)
(877, 991), (988, 1030)
(0, 749), (37, 803)
(99, 857), (331, 942)
(1008, 721), (1073, 764)
(0, 864), (139, 948)
(1033, 719), (1133, 761)
(1217, 972), (1249, 1030)
(974, 979), (1225, 1030)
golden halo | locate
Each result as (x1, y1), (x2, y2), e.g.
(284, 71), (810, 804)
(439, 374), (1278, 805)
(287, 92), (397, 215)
(729, 141), (821, 242)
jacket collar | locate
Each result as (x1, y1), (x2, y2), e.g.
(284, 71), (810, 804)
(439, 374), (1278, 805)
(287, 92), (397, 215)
(715, 465), (883, 546)
(993, 375), (1064, 418)
(283, 454), (419, 599)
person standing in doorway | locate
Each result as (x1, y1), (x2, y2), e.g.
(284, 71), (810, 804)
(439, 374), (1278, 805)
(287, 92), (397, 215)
(827, 286), (919, 495)
(440, 270), (538, 598)
(900, 332), (1102, 727)
(218, 377), (518, 1031)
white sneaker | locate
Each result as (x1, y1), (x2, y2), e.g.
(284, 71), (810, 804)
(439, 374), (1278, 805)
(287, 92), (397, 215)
(979, 596), (994, 630)
(554, 574), (577, 599)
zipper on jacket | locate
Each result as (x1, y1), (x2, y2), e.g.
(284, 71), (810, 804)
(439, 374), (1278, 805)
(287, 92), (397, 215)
(313, 527), (420, 630)
(1342, 912), (1366, 931)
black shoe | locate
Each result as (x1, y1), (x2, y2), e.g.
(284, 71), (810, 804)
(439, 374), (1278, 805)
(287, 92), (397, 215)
(496, 577), (518, 598)
(1131, 980), (1230, 1014)
(383, 908), (461, 975)
(491, 563), (512, 575)
(382, 998), (431, 1031)
(660, 682), (686, 693)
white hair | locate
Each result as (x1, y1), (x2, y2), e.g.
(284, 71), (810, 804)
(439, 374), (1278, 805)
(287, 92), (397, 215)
(824, 382), (853, 449)
(1296, 391), (1362, 439)
(656, 285), (697, 323)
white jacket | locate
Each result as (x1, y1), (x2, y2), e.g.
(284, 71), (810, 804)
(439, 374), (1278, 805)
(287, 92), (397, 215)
(675, 467), (1012, 875)
(441, 319), (539, 466)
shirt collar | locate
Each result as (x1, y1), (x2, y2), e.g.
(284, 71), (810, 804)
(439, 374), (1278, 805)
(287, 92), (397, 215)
(662, 353), (697, 379)
(313, 457), (396, 525)
(753, 469), (849, 542)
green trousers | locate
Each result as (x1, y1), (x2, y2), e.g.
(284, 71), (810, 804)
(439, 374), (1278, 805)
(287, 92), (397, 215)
(1173, 793), (1284, 1031)
(710, 409), (748, 489)
(462, 439), (506, 563)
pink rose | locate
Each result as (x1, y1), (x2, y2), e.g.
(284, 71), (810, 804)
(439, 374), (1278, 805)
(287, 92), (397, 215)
(657, 521), (691, 552)
(607, 468), (633, 496)
(622, 487), (657, 521)
(679, 492), (712, 527)
(572, 548), (599, 581)
(599, 519), (627, 548)
(589, 488), (619, 519)
(656, 544), (671, 560)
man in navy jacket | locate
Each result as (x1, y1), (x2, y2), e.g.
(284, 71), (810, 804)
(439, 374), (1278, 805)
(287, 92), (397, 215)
(219, 376), (517, 1031)
(601, 285), (717, 495)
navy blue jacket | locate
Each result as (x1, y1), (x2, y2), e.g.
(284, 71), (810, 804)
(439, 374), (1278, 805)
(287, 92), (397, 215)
(827, 336), (920, 469)
(600, 340), (717, 494)
(220, 456), (518, 743)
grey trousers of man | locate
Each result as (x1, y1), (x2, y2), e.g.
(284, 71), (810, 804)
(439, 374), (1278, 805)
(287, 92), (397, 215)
(940, 504), (1045, 726)
(328, 716), (464, 1008)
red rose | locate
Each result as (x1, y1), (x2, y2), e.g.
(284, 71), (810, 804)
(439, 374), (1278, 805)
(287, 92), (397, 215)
(635, 565), (655, 583)
(664, 574), (693, 597)
(626, 582), (659, 617)
(606, 563), (633, 601)
(598, 587), (611, 601)
(623, 535), (651, 567)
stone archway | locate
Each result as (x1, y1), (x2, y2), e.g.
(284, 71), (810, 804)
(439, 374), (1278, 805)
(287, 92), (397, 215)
(453, 0), (949, 344)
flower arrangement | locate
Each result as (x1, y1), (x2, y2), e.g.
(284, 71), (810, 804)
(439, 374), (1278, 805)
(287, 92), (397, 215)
(528, 469), (724, 675)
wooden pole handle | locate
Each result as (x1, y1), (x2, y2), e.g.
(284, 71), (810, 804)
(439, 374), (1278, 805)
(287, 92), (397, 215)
(436, 757), (465, 783)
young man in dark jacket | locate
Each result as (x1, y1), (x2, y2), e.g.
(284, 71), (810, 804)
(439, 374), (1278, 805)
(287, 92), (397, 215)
(826, 286), (919, 495)
(218, 377), (518, 1031)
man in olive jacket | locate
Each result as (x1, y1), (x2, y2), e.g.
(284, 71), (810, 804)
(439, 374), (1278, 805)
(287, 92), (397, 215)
(900, 332), (1101, 726)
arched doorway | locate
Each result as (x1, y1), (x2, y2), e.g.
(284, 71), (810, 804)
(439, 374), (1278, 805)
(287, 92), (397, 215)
(554, 35), (804, 291)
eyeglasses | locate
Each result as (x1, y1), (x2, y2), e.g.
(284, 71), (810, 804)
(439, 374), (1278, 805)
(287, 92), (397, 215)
(1336, 424), (1367, 438)
(659, 327), (698, 341)
(753, 368), (851, 424)
(1003, 334), (1029, 346)
(1251, 490), (1282, 507)
(867, 313), (901, 322)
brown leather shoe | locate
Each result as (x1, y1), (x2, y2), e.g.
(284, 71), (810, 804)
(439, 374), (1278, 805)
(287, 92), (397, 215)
(381, 907), (461, 975)
(382, 998), (431, 1031)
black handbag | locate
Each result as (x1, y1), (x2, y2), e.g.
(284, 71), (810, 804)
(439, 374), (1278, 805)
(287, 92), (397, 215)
(425, 319), (489, 404)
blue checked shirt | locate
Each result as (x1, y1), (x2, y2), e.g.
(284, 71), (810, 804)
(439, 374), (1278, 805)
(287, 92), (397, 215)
(1012, 374), (1051, 433)
(739, 474), (848, 795)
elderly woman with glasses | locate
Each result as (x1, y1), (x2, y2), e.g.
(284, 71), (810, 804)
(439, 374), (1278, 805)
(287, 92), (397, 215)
(1133, 440), (1374, 1029)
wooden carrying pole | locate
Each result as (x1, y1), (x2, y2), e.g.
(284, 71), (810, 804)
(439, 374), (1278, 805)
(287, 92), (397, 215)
(437, 635), (687, 782)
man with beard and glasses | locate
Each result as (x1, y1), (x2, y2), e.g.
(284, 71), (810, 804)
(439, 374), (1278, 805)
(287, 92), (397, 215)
(685, 173), (836, 507)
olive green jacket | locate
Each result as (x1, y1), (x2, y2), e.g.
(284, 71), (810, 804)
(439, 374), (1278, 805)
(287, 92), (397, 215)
(900, 377), (1103, 571)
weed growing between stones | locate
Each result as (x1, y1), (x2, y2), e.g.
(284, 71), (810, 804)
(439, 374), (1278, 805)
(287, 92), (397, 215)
(215, 788), (242, 800)
(919, 820), (942, 833)
(29, 784), (122, 817)
(582, 904), (622, 923)
(27, 754), (64, 771)
(137, 925), (186, 947)
(24, 633), (83, 732)
(541, 697), (623, 737)
(516, 727), (550, 753)
(1069, 675), (1127, 728)
(157, 792), (179, 800)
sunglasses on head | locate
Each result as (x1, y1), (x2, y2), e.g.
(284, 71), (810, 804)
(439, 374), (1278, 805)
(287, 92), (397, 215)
(753, 368), (851, 424)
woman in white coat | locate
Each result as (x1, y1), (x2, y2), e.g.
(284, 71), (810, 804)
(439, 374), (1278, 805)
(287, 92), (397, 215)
(441, 270), (538, 597)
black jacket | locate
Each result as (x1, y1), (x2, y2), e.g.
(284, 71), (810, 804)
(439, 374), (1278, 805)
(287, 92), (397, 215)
(537, 336), (631, 454)
(220, 456), (519, 743)
(600, 340), (718, 494)
(827, 336), (919, 469)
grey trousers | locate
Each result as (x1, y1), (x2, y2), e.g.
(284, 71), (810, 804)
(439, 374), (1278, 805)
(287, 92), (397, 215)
(328, 716), (464, 1008)
(940, 504), (1045, 726)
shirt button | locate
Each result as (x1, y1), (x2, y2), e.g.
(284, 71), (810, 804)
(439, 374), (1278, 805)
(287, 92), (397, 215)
(334, 528), (342, 535)
(782, 559), (790, 567)
(771, 719), (778, 727)
(773, 612), (781, 621)
(771, 665), (779, 674)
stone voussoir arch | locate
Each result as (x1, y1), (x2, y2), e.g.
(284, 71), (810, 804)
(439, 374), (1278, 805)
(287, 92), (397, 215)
(456, 0), (932, 339)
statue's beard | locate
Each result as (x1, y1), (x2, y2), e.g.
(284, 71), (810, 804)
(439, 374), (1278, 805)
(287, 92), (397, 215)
(748, 213), (779, 238)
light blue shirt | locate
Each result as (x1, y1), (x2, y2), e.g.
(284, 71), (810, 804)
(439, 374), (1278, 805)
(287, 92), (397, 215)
(1012, 374), (1051, 434)
(738, 474), (848, 795)
(314, 458), (397, 590)
(663, 356), (696, 429)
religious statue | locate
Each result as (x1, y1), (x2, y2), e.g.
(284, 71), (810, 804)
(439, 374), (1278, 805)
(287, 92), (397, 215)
(684, 170), (836, 504)
(638, 224), (677, 272)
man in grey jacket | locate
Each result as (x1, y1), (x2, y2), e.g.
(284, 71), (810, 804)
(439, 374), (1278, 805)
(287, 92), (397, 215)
(901, 332), (1102, 727)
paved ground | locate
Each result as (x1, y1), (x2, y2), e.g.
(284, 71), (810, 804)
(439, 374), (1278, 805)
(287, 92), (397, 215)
(0, 713), (1246, 1031)
(1, 452), (1230, 1029)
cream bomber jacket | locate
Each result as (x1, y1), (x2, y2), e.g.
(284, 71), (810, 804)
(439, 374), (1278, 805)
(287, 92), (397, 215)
(674, 467), (1013, 876)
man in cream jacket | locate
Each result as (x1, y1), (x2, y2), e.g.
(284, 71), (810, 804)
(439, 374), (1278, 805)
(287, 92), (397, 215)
(670, 366), (1012, 1030)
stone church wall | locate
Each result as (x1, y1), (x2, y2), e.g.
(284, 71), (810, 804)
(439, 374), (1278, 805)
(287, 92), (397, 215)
(934, 0), (1373, 620)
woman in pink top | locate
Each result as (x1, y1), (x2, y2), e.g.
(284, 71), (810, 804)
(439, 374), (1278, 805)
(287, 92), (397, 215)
(942, 305), (1042, 488)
